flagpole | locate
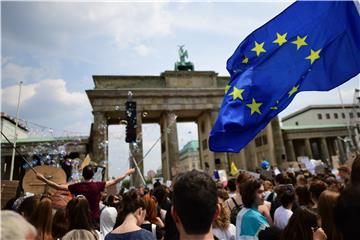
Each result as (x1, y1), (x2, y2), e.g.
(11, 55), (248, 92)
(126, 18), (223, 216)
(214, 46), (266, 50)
(10, 81), (23, 181)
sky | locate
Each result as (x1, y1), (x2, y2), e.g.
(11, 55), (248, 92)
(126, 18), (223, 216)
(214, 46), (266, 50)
(1, 1), (359, 178)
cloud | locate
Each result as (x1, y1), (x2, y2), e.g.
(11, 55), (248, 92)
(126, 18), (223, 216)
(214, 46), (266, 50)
(2, 2), (173, 52)
(1, 79), (92, 134)
(134, 44), (152, 57)
(2, 61), (47, 87)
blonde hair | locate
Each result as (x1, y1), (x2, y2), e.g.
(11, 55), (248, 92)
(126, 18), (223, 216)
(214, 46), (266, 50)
(1, 210), (37, 240)
(62, 229), (98, 240)
(213, 200), (230, 230)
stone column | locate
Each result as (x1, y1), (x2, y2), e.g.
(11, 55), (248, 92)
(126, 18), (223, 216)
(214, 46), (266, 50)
(336, 138), (346, 164)
(197, 112), (214, 174)
(270, 116), (286, 167)
(286, 140), (296, 162)
(320, 137), (330, 165)
(91, 111), (108, 165)
(245, 141), (257, 171)
(209, 110), (228, 172)
(160, 112), (179, 180)
(305, 138), (313, 159)
(130, 111), (144, 187)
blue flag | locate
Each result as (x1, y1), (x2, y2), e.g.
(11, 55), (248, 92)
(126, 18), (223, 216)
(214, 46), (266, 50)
(209, 1), (360, 152)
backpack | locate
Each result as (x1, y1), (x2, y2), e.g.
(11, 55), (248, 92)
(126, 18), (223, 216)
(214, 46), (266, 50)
(230, 197), (243, 225)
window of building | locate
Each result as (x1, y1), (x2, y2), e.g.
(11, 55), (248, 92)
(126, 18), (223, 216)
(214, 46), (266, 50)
(357, 112), (360, 118)
(295, 121), (299, 126)
(255, 135), (267, 147)
(326, 113), (330, 119)
(334, 113), (338, 119)
(317, 113), (322, 120)
(342, 113), (346, 119)
(255, 137), (262, 147)
(349, 112), (354, 118)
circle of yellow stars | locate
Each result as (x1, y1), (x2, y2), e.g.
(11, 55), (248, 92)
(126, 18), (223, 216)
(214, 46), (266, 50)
(226, 31), (322, 116)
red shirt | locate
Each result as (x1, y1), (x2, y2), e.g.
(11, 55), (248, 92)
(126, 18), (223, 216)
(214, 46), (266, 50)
(68, 181), (106, 221)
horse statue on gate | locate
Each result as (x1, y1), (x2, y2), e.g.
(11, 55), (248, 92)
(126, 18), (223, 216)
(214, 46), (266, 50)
(175, 45), (194, 71)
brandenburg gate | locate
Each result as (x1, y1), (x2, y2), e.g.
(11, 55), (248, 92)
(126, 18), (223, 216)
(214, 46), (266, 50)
(86, 72), (286, 185)
(86, 70), (229, 184)
(86, 49), (286, 185)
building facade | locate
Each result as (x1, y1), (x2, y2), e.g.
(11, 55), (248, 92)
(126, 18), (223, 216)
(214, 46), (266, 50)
(177, 140), (200, 172)
(281, 104), (359, 166)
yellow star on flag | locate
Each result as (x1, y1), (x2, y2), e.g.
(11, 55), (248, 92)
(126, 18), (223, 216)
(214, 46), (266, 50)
(242, 56), (249, 64)
(246, 98), (262, 115)
(288, 85), (299, 97)
(273, 32), (288, 46)
(225, 85), (230, 94)
(292, 35), (308, 50)
(229, 87), (245, 101)
(305, 49), (321, 64)
(251, 41), (266, 56)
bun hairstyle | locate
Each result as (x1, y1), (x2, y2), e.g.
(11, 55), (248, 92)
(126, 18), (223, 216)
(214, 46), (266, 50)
(122, 189), (145, 215)
(114, 189), (145, 227)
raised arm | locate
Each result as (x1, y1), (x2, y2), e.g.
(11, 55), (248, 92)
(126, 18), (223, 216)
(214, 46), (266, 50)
(36, 172), (69, 191)
(105, 168), (135, 188)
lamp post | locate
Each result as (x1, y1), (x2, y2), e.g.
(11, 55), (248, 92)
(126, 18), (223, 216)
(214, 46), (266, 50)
(10, 81), (23, 181)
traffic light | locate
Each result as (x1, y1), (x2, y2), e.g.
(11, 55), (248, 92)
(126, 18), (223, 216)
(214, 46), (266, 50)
(125, 101), (137, 143)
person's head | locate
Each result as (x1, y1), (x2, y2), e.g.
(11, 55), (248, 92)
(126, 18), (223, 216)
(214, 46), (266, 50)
(263, 180), (273, 192)
(227, 178), (237, 193)
(335, 185), (360, 240)
(338, 166), (351, 183)
(116, 189), (146, 226)
(1, 210), (37, 240)
(153, 179), (161, 189)
(325, 176), (340, 192)
(351, 155), (360, 186)
(153, 184), (168, 206)
(318, 190), (342, 240)
(281, 207), (319, 240)
(17, 195), (40, 221)
(280, 187), (295, 208)
(52, 207), (68, 240)
(309, 180), (327, 203)
(82, 165), (95, 180)
(66, 195), (93, 232)
(296, 174), (307, 186)
(217, 188), (229, 201)
(143, 193), (158, 223)
(29, 197), (53, 240)
(295, 185), (313, 207)
(236, 172), (252, 192)
(62, 229), (97, 240)
(172, 170), (218, 235)
(240, 178), (264, 208)
(213, 196), (230, 230)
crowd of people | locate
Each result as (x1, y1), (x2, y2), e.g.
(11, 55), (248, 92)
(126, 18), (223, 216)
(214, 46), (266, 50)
(2, 156), (360, 240)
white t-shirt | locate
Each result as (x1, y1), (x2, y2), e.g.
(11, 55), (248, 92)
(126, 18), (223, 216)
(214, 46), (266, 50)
(274, 206), (293, 230)
(213, 224), (236, 240)
(100, 206), (118, 239)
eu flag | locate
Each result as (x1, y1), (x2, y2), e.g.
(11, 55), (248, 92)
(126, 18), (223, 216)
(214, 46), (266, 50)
(209, 1), (360, 152)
